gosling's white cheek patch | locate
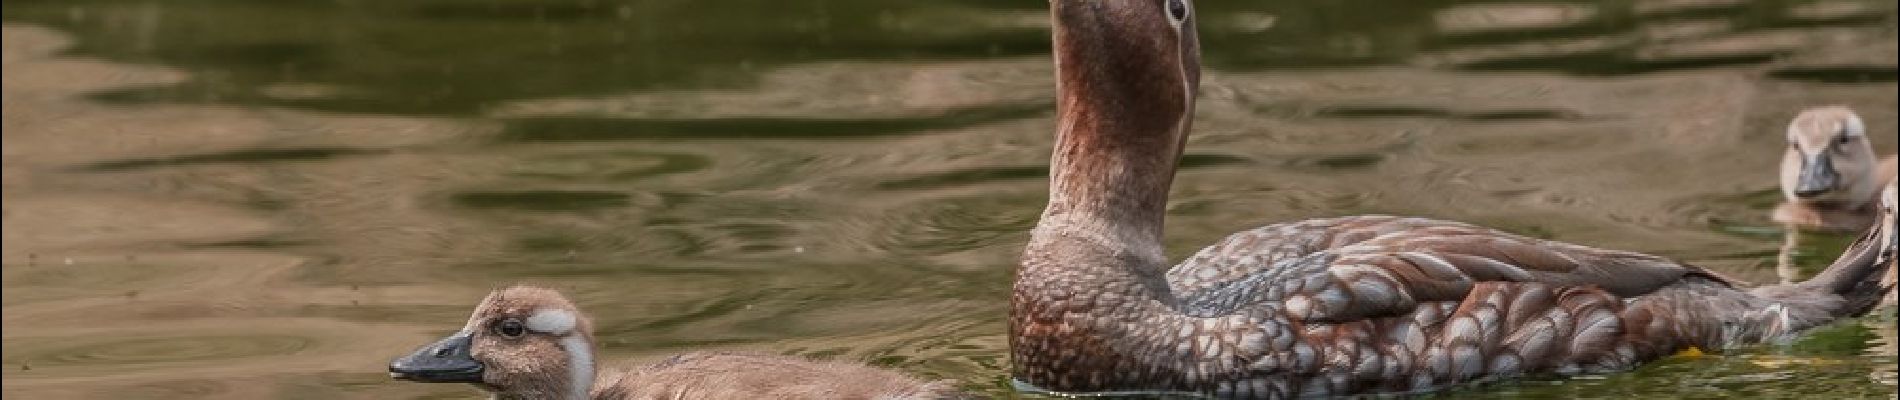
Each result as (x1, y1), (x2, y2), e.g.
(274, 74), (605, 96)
(1844, 116), (1866, 137)
(526, 309), (577, 335)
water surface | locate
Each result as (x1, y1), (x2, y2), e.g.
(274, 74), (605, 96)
(2, 0), (1896, 398)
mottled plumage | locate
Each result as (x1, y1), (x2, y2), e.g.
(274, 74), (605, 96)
(1009, 1), (1900, 398)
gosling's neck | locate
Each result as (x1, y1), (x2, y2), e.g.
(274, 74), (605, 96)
(491, 335), (597, 400)
(560, 334), (596, 400)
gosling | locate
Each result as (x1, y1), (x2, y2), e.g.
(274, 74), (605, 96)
(1774, 106), (1897, 231)
(388, 285), (970, 399)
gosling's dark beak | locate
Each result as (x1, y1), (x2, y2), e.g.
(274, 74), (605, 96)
(1794, 153), (1838, 198)
(389, 331), (483, 383)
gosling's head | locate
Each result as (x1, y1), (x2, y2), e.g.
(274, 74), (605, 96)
(1781, 106), (1880, 203)
(390, 286), (598, 400)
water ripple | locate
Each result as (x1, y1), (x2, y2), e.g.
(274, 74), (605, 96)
(18, 335), (314, 367)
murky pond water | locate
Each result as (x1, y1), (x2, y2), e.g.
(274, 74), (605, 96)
(3, 0), (1896, 398)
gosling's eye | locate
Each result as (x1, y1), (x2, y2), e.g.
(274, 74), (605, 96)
(495, 318), (526, 338)
(1836, 135), (1853, 145)
(1166, 0), (1190, 22)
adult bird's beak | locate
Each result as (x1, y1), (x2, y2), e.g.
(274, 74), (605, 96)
(1794, 153), (1838, 198)
(389, 331), (484, 383)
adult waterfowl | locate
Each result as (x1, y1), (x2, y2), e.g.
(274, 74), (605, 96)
(1010, 0), (1900, 398)
(1772, 106), (1898, 231)
(389, 285), (967, 400)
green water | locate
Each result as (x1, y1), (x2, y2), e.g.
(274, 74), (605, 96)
(2, 0), (1895, 398)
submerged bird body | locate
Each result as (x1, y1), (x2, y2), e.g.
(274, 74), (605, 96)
(1010, 0), (1900, 398)
(602, 352), (964, 400)
(390, 286), (964, 400)
(1774, 106), (1898, 231)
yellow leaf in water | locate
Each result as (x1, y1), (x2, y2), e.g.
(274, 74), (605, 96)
(1672, 346), (1706, 358)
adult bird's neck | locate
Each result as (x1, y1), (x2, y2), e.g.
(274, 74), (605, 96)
(1010, 3), (1219, 391)
(1035, 10), (1195, 275)
(1012, 48), (1203, 385)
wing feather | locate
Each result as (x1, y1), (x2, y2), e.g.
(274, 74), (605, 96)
(1168, 216), (1732, 323)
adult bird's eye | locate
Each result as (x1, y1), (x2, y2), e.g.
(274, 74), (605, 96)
(1166, 0), (1189, 22)
(496, 319), (526, 338)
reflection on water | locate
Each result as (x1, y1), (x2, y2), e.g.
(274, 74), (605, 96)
(2, 0), (1896, 398)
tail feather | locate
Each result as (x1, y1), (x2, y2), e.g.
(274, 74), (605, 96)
(1797, 179), (1898, 317)
(1705, 181), (1894, 350)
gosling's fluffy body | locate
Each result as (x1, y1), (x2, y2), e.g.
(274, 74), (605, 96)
(601, 352), (966, 399)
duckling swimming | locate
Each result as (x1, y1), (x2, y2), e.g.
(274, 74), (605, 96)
(1774, 106), (1897, 232)
(389, 285), (968, 399)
